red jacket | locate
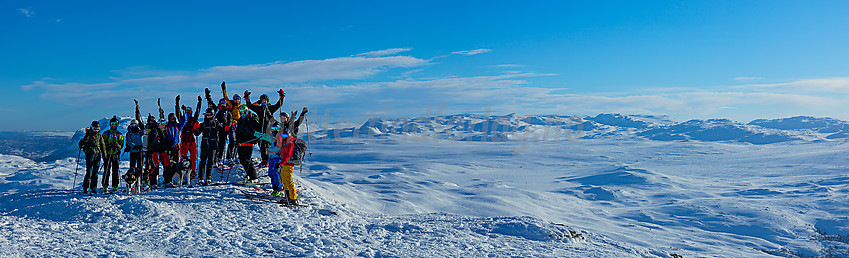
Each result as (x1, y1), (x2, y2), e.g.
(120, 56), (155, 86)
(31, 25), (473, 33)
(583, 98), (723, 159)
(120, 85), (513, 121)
(277, 135), (295, 166)
(181, 120), (200, 144)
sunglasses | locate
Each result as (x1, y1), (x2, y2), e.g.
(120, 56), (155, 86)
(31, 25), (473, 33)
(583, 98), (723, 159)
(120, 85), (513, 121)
(271, 126), (280, 131)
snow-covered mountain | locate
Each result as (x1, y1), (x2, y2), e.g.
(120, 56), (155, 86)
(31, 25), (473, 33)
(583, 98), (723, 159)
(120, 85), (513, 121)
(311, 113), (848, 145)
(1, 114), (849, 256)
(6, 114), (849, 162)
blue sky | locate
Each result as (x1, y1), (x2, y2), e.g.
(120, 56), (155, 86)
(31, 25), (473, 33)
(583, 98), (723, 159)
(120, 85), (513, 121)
(3, 1), (849, 131)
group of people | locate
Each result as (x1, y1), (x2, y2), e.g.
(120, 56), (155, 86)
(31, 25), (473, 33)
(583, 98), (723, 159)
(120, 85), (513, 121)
(77, 82), (308, 204)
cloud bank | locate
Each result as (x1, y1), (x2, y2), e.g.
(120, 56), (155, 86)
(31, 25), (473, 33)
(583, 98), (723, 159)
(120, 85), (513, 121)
(20, 48), (849, 123)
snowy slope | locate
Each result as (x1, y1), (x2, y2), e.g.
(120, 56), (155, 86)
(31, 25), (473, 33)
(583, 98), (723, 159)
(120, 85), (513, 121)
(2, 114), (849, 256)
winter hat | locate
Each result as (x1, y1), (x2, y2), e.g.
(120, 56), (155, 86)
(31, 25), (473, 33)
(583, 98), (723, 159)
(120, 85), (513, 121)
(110, 116), (119, 123)
(260, 94), (269, 101)
(91, 121), (100, 127)
(168, 113), (176, 119)
(205, 107), (215, 114)
(279, 112), (289, 118)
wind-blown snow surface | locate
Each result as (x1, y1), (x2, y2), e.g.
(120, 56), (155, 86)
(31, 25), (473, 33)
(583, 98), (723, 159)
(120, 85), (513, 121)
(2, 114), (849, 256)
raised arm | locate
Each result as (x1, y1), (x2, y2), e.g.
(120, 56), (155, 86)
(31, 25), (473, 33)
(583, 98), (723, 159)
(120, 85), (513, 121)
(134, 99), (144, 127)
(158, 98), (165, 120)
(221, 81), (231, 103)
(204, 88), (216, 109)
(175, 95), (182, 119)
(194, 96), (202, 121)
(268, 89), (285, 113)
(293, 107), (307, 129)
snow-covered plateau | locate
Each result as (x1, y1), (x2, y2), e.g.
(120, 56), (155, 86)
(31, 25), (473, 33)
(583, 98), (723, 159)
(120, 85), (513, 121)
(1, 114), (848, 257)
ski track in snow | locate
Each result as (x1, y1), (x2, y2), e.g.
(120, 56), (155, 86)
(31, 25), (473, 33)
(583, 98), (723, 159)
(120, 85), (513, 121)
(1, 136), (849, 256)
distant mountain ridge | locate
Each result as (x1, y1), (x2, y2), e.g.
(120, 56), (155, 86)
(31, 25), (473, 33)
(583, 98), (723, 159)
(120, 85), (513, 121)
(3, 114), (849, 161)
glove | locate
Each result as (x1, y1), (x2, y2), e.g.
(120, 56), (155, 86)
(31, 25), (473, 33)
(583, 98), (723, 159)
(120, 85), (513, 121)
(176, 95), (180, 102)
(134, 99), (138, 106)
(278, 89), (285, 98)
(244, 90), (251, 98)
(181, 105), (186, 111)
(197, 96), (202, 102)
(205, 88), (211, 96)
(302, 107), (308, 115)
(221, 81), (226, 89)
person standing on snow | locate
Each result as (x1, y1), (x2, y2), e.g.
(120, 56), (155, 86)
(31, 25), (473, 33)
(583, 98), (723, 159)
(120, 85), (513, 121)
(235, 105), (262, 183)
(162, 96), (186, 186)
(196, 107), (223, 185)
(178, 96), (202, 185)
(101, 116), (124, 192)
(205, 88), (233, 168)
(244, 89), (285, 168)
(221, 81), (243, 165)
(78, 121), (106, 194)
(270, 127), (298, 205)
(141, 99), (170, 187)
(124, 117), (144, 187)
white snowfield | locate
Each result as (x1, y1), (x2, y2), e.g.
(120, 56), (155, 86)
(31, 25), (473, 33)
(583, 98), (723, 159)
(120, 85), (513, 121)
(1, 114), (849, 257)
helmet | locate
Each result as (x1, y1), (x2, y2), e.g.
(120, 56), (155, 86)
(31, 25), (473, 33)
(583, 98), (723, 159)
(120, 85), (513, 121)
(205, 107), (215, 115)
(233, 94), (241, 100)
(109, 116), (119, 127)
(91, 121), (100, 127)
(279, 112), (289, 118)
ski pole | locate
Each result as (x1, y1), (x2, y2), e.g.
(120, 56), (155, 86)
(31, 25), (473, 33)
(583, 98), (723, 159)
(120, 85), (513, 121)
(72, 148), (81, 194)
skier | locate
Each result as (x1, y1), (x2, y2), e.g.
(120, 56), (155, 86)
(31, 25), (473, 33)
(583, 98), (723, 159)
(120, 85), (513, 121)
(178, 96), (202, 185)
(141, 99), (170, 187)
(235, 105), (261, 183)
(163, 96), (186, 186)
(101, 116), (124, 192)
(221, 81), (243, 165)
(196, 107), (223, 185)
(270, 129), (298, 205)
(244, 89), (285, 167)
(124, 118), (144, 190)
(282, 107), (308, 136)
(204, 88), (233, 168)
(78, 121), (106, 194)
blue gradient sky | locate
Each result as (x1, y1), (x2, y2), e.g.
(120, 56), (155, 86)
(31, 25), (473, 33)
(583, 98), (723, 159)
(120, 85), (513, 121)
(3, 1), (849, 131)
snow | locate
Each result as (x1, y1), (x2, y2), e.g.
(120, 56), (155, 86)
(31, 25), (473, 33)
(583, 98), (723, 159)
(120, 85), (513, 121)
(1, 114), (849, 256)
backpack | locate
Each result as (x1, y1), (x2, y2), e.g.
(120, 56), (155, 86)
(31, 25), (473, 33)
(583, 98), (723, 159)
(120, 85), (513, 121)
(286, 138), (307, 165)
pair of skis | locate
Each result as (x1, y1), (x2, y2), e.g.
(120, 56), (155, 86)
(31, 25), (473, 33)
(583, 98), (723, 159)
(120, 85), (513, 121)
(239, 187), (306, 207)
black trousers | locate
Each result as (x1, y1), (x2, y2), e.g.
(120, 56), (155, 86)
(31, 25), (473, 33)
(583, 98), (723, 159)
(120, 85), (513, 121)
(129, 152), (143, 175)
(102, 154), (120, 188)
(198, 148), (217, 181)
(226, 125), (238, 161)
(163, 149), (179, 184)
(216, 130), (227, 163)
(82, 153), (101, 191)
(259, 140), (269, 162)
(238, 145), (257, 180)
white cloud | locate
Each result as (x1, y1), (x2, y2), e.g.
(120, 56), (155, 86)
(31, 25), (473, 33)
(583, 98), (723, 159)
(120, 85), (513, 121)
(733, 76), (762, 81)
(355, 48), (412, 57)
(21, 47), (849, 123)
(18, 8), (33, 17)
(495, 64), (524, 68)
(745, 78), (849, 93)
(451, 49), (491, 56)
